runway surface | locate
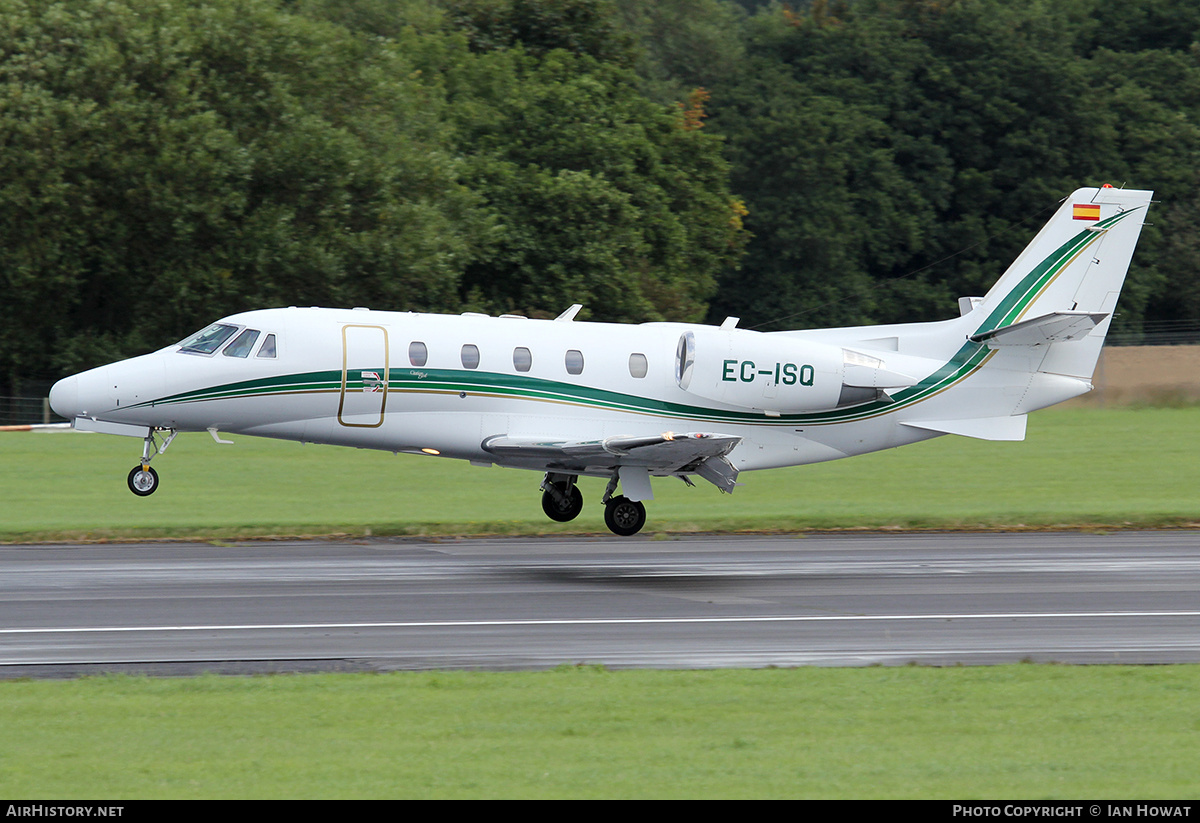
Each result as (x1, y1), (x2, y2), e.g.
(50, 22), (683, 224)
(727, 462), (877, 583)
(1, 531), (1198, 677)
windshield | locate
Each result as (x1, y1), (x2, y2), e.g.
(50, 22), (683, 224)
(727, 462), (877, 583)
(178, 323), (239, 355)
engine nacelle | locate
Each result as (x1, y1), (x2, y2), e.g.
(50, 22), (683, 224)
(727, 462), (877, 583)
(674, 327), (916, 414)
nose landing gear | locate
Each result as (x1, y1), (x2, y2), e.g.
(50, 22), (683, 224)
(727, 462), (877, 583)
(126, 428), (177, 496)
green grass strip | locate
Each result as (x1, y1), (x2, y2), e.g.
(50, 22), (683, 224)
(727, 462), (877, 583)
(1, 665), (1197, 798)
(2, 406), (1197, 542)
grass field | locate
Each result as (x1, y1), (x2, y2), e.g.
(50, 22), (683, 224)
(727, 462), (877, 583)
(3, 407), (1198, 798)
(2, 406), (1198, 541)
(2, 665), (1199, 799)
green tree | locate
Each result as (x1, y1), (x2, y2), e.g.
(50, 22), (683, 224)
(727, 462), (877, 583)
(433, 5), (748, 321)
(612, 0), (748, 105)
(1, 0), (749, 391)
(0, 0), (479, 389)
(442, 0), (637, 64)
(704, 0), (1200, 336)
(707, 3), (945, 329)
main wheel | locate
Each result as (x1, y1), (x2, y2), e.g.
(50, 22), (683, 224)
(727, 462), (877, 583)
(542, 483), (584, 522)
(127, 465), (159, 496)
(604, 495), (646, 536)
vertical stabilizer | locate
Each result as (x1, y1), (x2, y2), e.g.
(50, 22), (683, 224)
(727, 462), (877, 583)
(968, 186), (1153, 381)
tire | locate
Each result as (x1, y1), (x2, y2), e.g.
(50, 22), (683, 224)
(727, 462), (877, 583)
(603, 495), (646, 536)
(127, 465), (159, 496)
(542, 483), (584, 522)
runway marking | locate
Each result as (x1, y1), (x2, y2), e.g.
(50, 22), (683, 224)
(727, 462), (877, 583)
(3, 610), (1199, 635)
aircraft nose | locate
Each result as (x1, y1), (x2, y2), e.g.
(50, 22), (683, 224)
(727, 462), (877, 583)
(48, 375), (80, 420)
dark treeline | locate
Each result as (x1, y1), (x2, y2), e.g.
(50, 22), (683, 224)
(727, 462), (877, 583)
(2, 0), (1199, 393)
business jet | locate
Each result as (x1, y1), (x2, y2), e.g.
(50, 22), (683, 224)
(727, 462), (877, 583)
(49, 185), (1152, 535)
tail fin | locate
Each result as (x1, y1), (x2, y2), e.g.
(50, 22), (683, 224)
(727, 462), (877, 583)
(964, 185), (1153, 382)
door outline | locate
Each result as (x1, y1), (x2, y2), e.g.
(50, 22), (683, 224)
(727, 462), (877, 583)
(338, 324), (389, 428)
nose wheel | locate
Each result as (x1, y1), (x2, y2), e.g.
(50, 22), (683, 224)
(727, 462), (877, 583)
(125, 428), (176, 496)
(127, 465), (160, 496)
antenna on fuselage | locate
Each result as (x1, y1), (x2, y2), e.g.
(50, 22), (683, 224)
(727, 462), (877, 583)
(555, 304), (583, 322)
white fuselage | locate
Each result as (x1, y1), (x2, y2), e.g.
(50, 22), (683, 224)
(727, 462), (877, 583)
(51, 305), (975, 476)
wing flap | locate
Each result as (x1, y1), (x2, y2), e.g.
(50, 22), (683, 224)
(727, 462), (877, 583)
(694, 455), (739, 494)
(481, 431), (742, 488)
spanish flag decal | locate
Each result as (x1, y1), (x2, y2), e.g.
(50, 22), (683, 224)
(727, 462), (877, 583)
(1073, 203), (1101, 221)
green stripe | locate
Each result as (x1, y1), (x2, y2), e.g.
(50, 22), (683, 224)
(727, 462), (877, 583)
(129, 371), (344, 408)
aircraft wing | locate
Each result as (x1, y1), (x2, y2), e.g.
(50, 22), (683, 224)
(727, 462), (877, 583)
(481, 431), (742, 492)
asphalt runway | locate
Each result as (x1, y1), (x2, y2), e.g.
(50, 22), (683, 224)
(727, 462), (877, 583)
(1, 531), (1199, 677)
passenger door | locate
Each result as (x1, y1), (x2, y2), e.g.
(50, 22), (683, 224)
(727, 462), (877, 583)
(338, 324), (389, 428)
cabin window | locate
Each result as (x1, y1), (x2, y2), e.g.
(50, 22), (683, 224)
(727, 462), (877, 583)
(565, 349), (584, 375)
(178, 323), (239, 355)
(628, 353), (648, 378)
(461, 344), (480, 369)
(409, 341), (428, 367)
(223, 329), (261, 358)
(513, 347), (532, 372)
(256, 334), (277, 359)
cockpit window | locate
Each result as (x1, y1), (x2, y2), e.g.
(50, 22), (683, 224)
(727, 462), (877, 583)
(178, 323), (239, 355)
(256, 333), (277, 359)
(223, 329), (261, 358)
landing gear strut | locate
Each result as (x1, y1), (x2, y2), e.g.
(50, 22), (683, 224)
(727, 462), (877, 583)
(127, 428), (177, 497)
(540, 474), (584, 522)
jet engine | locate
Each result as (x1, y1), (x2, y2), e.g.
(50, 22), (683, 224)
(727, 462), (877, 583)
(674, 327), (917, 414)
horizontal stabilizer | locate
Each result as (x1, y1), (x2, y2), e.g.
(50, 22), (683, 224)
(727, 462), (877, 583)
(901, 415), (1028, 442)
(969, 311), (1108, 347)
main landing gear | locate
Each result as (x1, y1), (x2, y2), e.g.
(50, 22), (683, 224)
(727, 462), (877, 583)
(540, 472), (649, 537)
(541, 474), (584, 522)
(602, 495), (646, 537)
(126, 428), (177, 496)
